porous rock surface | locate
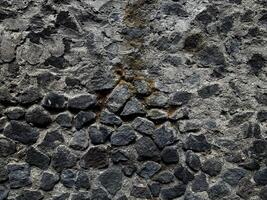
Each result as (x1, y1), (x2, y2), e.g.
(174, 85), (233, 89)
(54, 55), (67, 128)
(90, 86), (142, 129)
(0, 0), (266, 199)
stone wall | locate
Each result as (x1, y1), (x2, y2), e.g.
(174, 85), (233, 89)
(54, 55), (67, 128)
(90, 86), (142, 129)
(0, 0), (266, 199)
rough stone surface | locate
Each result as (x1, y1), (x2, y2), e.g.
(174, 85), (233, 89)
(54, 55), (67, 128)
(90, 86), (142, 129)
(0, 0), (266, 199)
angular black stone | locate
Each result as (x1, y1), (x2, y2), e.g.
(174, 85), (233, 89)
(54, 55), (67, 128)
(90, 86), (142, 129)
(69, 130), (89, 151)
(146, 92), (168, 107)
(153, 122), (178, 149)
(25, 146), (50, 169)
(183, 134), (211, 152)
(161, 183), (187, 200)
(0, 185), (9, 200)
(68, 94), (97, 110)
(55, 112), (73, 128)
(131, 117), (155, 136)
(254, 167), (267, 185)
(120, 97), (145, 116)
(7, 163), (31, 189)
(15, 190), (43, 200)
(161, 3), (188, 17)
(122, 164), (137, 177)
(248, 54), (265, 75)
(99, 167), (123, 195)
(152, 171), (175, 184)
(51, 145), (77, 172)
(222, 168), (247, 186)
(60, 169), (77, 188)
(174, 164), (194, 184)
(161, 146), (179, 164)
(25, 105), (52, 127)
(76, 170), (90, 190)
(111, 124), (136, 146)
(260, 186), (267, 200)
(70, 192), (90, 200)
(91, 188), (110, 200)
(88, 124), (113, 145)
(74, 111), (96, 130)
(208, 182), (231, 200)
(0, 160), (8, 183)
(100, 109), (122, 126)
(137, 161), (161, 179)
(197, 45), (225, 66)
(198, 84), (221, 98)
(38, 130), (64, 151)
(40, 171), (59, 191)
(185, 150), (201, 171)
(201, 158), (223, 177)
(192, 173), (209, 192)
(0, 137), (16, 157)
(111, 149), (129, 163)
(4, 120), (39, 145)
(42, 92), (65, 109)
(148, 182), (161, 197)
(169, 91), (192, 106)
(80, 146), (109, 169)
(18, 87), (42, 105)
(257, 110), (267, 122)
(135, 137), (160, 161)
(130, 185), (152, 199)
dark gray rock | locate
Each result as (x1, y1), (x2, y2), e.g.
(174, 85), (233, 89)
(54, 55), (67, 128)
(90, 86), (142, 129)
(184, 193), (204, 200)
(161, 3), (188, 17)
(38, 130), (64, 151)
(153, 122), (177, 149)
(146, 92), (168, 107)
(68, 94), (97, 110)
(161, 183), (187, 200)
(111, 124), (136, 146)
(236, 177), (256, 199)
(7, 163), (31, 189)
(111, 149), (129, 163)
(222, 168), (247, 186)
(40, 171), (59, 191)
(179, 120), (201, 133)
(69, 130), (89, 151)
(55, 112), (73, 128)
(169, 91), (193, 106)
(76, 170), (90, 190)
(192, 173), (209, 192)
(0, 185), (9, 200)
(106, 84), (131, 113)
(152, 171), (175, 184)
(18, 87), (42, 105)
(137, 161), (161, 179)
(100, 109), (122, 126)
(52, 193), (70, 200)
(257, 110), (267, 122)
(135, 137), (160, 161)
(25, 146), (50, 169)
(91, 188), (110, 200)
(174, 164), (194, 184)
(228, 112), (253, 127)
(148, 182), (161, 197)
(131, 117), (155, 135)
(256, 92), (267, 106)
(248, 54), (266, 75)
(0, 137), (16, 157)
(208, 182), (231, 200)
(198, 84), (221, 98)
(130, 185), (152, 199)
(60, 169), (77, 188)
(70, 192), (90, 200)
(4, 120), (39, 145)
(25, 105), (52, 127)
(88, 124), (113, 145)
(15, 190), (43, 200)
(197, 45), (225, 66)
(183, 134), (211, 152)
(80, 146), (109, 169)
(51, 145), (77, 172)
(4, 107), (25, 120)
(161, 146), (179, 164)
(99, 167), (123, 195)
(254, 167), (267, 185)
(186, 150), (201, 171)
(202, 158), (223, 177)
(0, 87), (12, 105)
(120, 97), (145, 116)
(42, 92), (65, 109)
(74, 111), (95, 130)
